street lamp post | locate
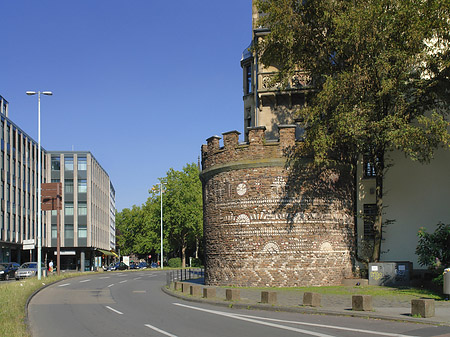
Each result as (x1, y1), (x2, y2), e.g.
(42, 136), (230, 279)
(26, 91), (52, 280)
(159, 183), (164, 269)
(152, 183), (164, 269)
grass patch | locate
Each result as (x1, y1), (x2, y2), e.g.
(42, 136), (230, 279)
(0, 272), (97, 337)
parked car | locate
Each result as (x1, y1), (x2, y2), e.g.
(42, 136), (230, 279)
(129, 262), (138, 269)
(116, 262), (128, 270)
(150, 262), (158, 268)
(137, 261), (148, 269)
(15, 262), (47, 280)
(0, 262), (20, 281)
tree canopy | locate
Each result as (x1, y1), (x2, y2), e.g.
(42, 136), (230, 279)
(256, 0), (450, 262)
(115, 163), (203, 266)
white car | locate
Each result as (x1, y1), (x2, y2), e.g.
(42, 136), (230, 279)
(15, 262), (47, 280)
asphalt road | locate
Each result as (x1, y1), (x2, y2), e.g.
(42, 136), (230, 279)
(28, 271), (450, 337)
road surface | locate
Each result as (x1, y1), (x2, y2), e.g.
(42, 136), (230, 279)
(28, 271), (450, 337)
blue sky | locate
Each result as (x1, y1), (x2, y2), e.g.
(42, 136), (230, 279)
(0, 1), (252, 211)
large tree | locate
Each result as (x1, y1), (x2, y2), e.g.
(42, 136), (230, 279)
(256, 0), (450, 262)
(162, 163), (203, 268)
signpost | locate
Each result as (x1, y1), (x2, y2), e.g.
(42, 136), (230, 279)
(41, 183), (62, 275)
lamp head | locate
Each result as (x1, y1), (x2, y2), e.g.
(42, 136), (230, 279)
(42, 91), (53, 96)
(26, 91), (37, 96)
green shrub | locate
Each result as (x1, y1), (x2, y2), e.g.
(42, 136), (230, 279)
(416, 223), (450, 286)
(190, 258), (203, 267)
(167, 257), (182, 268)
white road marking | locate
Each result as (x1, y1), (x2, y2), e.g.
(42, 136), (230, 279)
(144, 324), (178, 337)
(133, 277), (142, 280)
(173, 303), (334, 337)
(105, 306), (123, 315)
(233, 313), (418, 337)
(79, 279), (91, 283)
(107, 284), (114, 288)
(99, 276), (110, 279)
(173, 303), (418, 337)
(58, 283), (70, 287)
(119, 280), (128, 284)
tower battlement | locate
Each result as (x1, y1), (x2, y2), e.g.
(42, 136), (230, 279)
(201, 125), (296, 172)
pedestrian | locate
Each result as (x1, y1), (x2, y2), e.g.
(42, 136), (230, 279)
(49, 260), (53, 273)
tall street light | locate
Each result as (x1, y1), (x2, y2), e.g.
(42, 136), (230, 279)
(26, 90), (53, 280)
(152, 183), (164, 269)
(158, 183), (164, 269)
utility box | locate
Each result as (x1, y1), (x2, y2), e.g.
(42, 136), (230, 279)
(444, 268), (450, 296)
(368, 262), (412, 286)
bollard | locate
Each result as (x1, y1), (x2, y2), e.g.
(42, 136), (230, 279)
(352, 295), (373, 311)
(174, 281), (183, 291)
(190, 285), (202, 297)
(303, 292), (321, 307)
(182, 283), (190, 294)
(411, 299), (435, 318)
(203, 287), (216, 299)
(261, 291), (277, 305)
(226, 289), (241, 301)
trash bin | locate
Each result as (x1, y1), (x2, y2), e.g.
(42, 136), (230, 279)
(444, 268), (450, 296)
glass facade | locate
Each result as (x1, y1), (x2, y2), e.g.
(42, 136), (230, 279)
(0, 94), (115, 267)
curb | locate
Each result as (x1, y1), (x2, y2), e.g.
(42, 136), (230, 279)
(162, 286), (450, 327)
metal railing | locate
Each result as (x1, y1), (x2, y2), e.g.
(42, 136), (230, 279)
(166, 268), (204, 286)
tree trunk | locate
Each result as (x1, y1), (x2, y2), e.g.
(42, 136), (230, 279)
(195, 238), (199, 259)
(371, 149), (385, 262)
(181, 245), (186, 268)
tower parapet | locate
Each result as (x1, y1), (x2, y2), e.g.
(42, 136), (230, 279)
(201, 126), (355, 287)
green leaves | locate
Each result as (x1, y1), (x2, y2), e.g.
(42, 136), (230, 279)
(115, 163), (203, 265)
(257, 0), (450, 262)
(416, 223), (450, 271)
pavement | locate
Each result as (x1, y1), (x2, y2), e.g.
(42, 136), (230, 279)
(162, 278), (450, 326)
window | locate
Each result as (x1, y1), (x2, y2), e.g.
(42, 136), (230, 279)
(246, 65), (252, 94)
(65, 224), (74, 239)
(363, 204), (377, 240)
(64, 156), (73, 171)
(78, 224), (87, 239)
(51, 224), (57, 239)
(363, 155), (376, 178)
(78, 202), (87, 216)
(78, 179), (87, 193)
(51, 156), (60, 171)
(64, 179), (73, 193)
(64, 202), (74, 216)
(78, 157), (87, 171)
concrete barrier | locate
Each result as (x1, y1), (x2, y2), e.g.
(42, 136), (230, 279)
(182, 283), (190, 294)
(261, 291), (277, 304)
(352, 295), (373, 311)
(226, 289), (240, 301)
(411, 299), (435, 318)
(174, 282), (183, 291)
(203, 287), (216, 299)
(303, 292), (321, 307)
(190, 285), (202, 297)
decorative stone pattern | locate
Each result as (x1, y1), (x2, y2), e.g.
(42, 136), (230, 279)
(201, 126), (355, 287)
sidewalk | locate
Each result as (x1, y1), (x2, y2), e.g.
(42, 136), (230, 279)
(162, 279), (450, 326)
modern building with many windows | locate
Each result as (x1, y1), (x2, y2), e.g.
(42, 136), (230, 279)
(0, 94), (115, 271)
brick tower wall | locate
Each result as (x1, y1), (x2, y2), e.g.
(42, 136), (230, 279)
(200, 126), (355, 287)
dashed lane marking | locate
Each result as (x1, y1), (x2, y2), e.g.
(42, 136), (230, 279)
(105, 306), (123, 315)
(144, 324), (178, 337)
